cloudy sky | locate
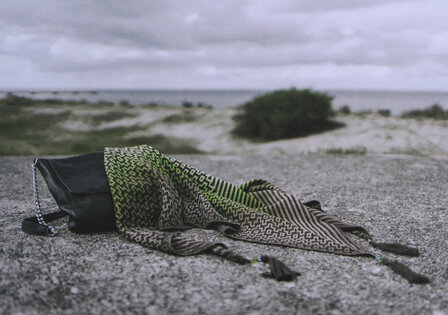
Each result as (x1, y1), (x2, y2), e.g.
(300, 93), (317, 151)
(1, 0), (447, 90)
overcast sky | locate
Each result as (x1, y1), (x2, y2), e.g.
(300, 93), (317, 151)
(1, 0), (447, 90)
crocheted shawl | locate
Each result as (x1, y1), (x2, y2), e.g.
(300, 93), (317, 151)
(104, 145), (370, 257)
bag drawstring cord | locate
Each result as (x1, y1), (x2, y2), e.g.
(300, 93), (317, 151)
(32, 159), (58, 236)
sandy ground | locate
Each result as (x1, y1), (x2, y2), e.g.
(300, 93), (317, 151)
(24, 105), (448, 157)
(100, 108), (448, 156)
(248, 115), (448, 156)
(1, 154), (447, 314)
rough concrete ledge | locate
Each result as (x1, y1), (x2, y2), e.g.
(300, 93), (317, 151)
(1, 154), (447, 314)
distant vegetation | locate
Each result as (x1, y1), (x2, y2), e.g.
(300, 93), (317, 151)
(338, 105), (351, 115)
(3, 92), (446, 157)
(0, 93), (203, 155)
(402, 104), (448, 120)
(337, 104), (448, 119)
(233, 88), (344, 141)
(324, 146), (367, 155)
(1, 92), (114, 107)
(182, 101), (213, 109)
(377, 109), (391, 117)
(337, 105), (390, 117)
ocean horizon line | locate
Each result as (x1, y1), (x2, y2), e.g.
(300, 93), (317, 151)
(1, 88), (447, 114)
(1, 87), (448, 94)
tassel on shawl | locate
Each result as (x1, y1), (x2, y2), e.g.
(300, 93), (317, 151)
(209, 245), (250, 265)
(209, 246), (300, 281)
(376, 256), (430, 284)
(258, 255), (301, 281)
(303, 200), (323, 211)
(370, 241), (419, 257)
(303, 197), (420, 258)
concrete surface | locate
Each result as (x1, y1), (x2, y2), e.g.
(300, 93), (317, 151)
(1, 154), (447, 314)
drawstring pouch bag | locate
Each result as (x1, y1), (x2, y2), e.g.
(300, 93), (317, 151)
(22, 152), (116, 235)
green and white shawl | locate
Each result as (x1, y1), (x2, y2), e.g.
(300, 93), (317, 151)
(104, 145), (369, 255)
(104, 145), (429, 283)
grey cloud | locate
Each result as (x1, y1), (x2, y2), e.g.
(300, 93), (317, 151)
(0, 0), (197, 49)
(274, 0), (421, 13)
(0, 0), (447, 89)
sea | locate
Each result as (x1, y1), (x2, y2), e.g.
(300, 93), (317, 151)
(1, 89), (448, 114)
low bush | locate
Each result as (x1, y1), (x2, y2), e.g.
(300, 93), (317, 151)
(377, 109), (391, 117)
(182, 101), (194, 108)
(119, 100), (131, 107)
(338, 105), (351, 115)
(402, 104), (448, 120)
(91, 110), (137, 124)
(324, 146), (367, 155)
(232, 88), (343, 140)
(161, 111), (198, 124)
(1, 93), (35, 106)
(353, 110), (372, 118)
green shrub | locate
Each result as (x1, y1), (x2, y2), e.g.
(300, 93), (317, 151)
(338, 105), (351, 115)
(119, 100), (131, 107)
(353, 110), (372, 118)
(91, 110), (137, 124)
(402, 104), (448, 120)
(1, 93), (35, 106)
(182, 101), (194, 108)
(377, 109), (391, 117)
(232, 88), (343, 140)
(161, 111), (198, 124)
(0, 93), (107, 107)
(324, 146), (367, 155)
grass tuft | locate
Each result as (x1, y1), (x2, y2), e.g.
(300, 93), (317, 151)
(324, 147), (367, 155)
(90, 110), (137, 125)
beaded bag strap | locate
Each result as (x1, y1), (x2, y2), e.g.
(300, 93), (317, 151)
(32, 158), (58, 236)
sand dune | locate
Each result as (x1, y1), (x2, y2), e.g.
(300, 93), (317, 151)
(119, 107), (447, 156)
(21, 104), (448, 156)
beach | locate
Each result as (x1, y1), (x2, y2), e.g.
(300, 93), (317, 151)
(2, 100), (447, 157)
(137, 107), (448, 156)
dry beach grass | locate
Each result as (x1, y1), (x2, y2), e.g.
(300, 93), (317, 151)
(0, 97), (447, 157)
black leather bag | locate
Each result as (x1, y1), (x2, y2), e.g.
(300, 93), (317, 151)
(22, 152), (117, 235)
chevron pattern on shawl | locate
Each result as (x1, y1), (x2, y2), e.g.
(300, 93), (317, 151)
(104, 145), (369, 257)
